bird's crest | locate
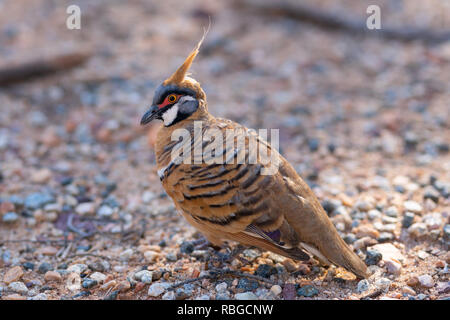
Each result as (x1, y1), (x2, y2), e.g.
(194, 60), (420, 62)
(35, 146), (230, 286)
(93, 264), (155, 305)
(163, 26), (209, 86)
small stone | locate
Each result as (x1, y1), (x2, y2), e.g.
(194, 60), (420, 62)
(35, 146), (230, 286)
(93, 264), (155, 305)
(367, 209), (381, 220)
(385, 259), (402, 276)
(179, 241), (194, 254)
(22, 262), (34, 271)
(407, 276), (419, 287)
(297, 285), (319, 297)
(365, 250), (382, 266)
(254, 264), (277, 278)
(25, 193), (55, 210)
(75, 202), (95, 216)
(88, 260), (110, 272)
(402, 286), (416, 296)
(117, 280), (131, 292)
(197, 294), (210, 300)
(44, 271), (62, 282)
(403, 201), (422, 214)
(353, 236), (377, 250)
(235, 292), (259, 300)
(162, 291), (175, 300)
(143, 250), (160, 262)
(369, 243), (405, 263)
(90, 272), (107, 283)
(356, 279), (370, 293)
(38, 262), (53, 274)
(423, 187), (440, 203)
(242, 248), (261, 261)
(354, 225), (380, 239)
(215, 282), (228, 292)
(402, 212), (415, 228)
(29, 293), (48, 300)
(97, 205), (114, 218)
(408, 223), (428, 238)
(3, 294), (27, 300)
(82, 278), (98, 289)
(374, 278), (391, 291)
(67, 264), (88, 274)
(2, 212), (19, 223)
(282, 283), (296, 300)
(444, 224), (450, 241)
(3, 266), (24, 284)
(31, 169), (52, 184)
(270, 285), (282, 296)
(66, 273), (81, 291)
(418, 275), (434, 288)
(119, 248), (134, 261)
(134, 270), (153, 284)
(237, 278), (259, 291)
(378, 232), (394, 243)
(8, 281), (28, 295)
(36, 246), (58, 256)
(148, 282), (167, 297)
(385, 206), (398, 217)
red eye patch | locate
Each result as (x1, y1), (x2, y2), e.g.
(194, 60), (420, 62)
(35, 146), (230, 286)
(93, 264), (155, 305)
(158, 94), (181, 109)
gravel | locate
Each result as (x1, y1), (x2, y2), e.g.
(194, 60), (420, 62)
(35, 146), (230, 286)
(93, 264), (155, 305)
(0, 0), (448, 301)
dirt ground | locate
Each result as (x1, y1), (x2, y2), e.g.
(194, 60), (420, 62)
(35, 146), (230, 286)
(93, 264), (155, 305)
(0, 0), (449, 300)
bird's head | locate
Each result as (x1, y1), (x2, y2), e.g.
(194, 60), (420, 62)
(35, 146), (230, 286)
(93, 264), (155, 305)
(140, 34), (207, 127)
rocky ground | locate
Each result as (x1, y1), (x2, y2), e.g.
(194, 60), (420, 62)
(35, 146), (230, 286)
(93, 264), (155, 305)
(0, 0), (449, 300)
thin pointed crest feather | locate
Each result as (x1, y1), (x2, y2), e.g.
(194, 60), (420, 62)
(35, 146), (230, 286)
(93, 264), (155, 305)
(164, 24), (210, 86)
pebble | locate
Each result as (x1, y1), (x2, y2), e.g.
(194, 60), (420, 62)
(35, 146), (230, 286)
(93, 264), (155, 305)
(354, 225), (380, 239)
(353, 236), (377, 250)
(66, 273), (81, 291)
(134, 270), (153, 284)
(402, 212), (415, 228)
(356, 279), (370, 293)
(38, 262), (53, 274)
(270, 285), (282, 296)
(367, 209), (381, 220)
(22, 262), (35, 271)
(197, 294), (210, 300)
(3, 266), (24, 284)
(2, 212), (19, 223)
(365, 250), (382, 266)
(88, 260), (110, 272)
(119, 248), (134, 261)
(25, 193), (55, 210)
(369, 243), (405, 262)
(148, 282), (167, 297)
(235, 292), (259, 300)
(385, 259), (402, 276)
(117, 280), (131, 292)
(242, 248), (261, 261)
(90, 272), (107, 283)
(418, 275), (434, 288)
(67, 264), (88, 274)
(408, 223), (428, 238)
(444, 224), (450, 241)
(31, 169), (52, 184)
(385, 206), (398, 217)
(44, 271), (62, 282)
(215, 282), (228, 292)
(254, 264), (277, 278)
(423, 186), (440, 203)
(82, 279), (98, 289)
(8, 281), (28, 295)
(237, 278), (259, 291)
(3, 294), (27, 300)
(374, 278), (392, 291)
(179, 241), (194, 254)
(402, 286), (416, 296)
(75, 202), (95, 216)
(297, 285), (319, 297)
(403, 201), (422, 214)
(97, 205), (114, 218)
(162, 291), (176, 300)
(29, 293), (48, 300)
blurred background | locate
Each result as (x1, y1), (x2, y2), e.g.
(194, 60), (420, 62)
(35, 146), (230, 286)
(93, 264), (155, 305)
(0, 0), (449, 300)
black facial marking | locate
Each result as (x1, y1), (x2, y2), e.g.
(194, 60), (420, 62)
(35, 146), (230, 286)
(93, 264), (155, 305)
(152, 84), (196, 105)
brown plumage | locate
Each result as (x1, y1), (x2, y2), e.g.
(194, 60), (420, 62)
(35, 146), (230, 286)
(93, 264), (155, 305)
(140, 36), (369, 279)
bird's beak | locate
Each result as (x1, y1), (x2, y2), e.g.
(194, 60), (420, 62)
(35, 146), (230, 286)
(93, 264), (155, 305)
(140, 105), (159, 125)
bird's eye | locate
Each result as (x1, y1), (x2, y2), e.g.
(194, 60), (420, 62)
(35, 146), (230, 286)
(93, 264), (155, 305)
(167, 94), (178, 103)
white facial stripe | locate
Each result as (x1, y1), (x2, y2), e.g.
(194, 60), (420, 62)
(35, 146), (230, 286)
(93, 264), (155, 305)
(162, 104), (179, 126)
